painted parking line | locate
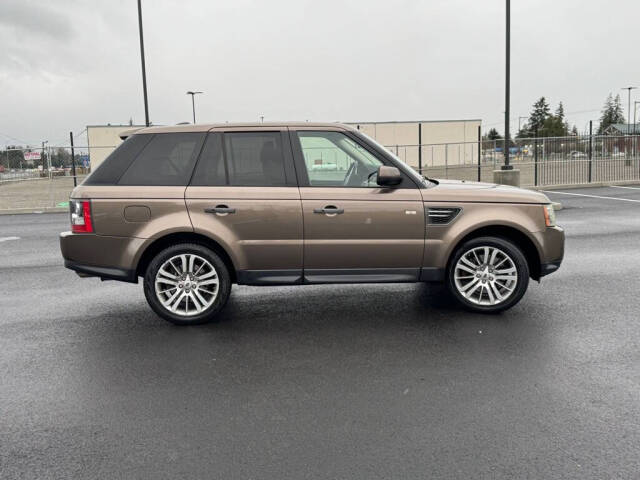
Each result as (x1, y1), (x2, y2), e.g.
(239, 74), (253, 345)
(0, 236), (20, 242)
(541, 190), (640, 203)
(610, 185), (640, 190)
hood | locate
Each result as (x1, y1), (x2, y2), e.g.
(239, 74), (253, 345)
(426, 179), (550, 204)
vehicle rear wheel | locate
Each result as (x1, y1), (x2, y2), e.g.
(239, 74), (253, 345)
(446, 236), (529, 313)
(144, 243), (231, 325)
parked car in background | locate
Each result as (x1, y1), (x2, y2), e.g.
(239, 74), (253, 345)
(60, 122), (564, 325)
(568, 151), (587, 159)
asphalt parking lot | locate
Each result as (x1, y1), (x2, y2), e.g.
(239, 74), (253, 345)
(1, 185), (639, 479)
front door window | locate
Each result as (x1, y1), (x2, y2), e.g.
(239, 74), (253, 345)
(297, 131), (384, 187)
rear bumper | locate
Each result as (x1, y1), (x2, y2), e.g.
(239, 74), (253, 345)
(60, 231), (143, 283)
(64, 259), (137, 283)
(539, 260), (562, 277)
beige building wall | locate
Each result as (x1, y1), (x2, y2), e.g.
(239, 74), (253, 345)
(87, 120), (481, 173)
(349, 119), (481, 170)
(87, 125), (144, 171)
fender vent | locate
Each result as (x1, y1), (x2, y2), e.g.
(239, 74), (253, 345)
(427, 207), (461, 225)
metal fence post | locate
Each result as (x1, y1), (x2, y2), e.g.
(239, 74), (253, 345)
(418, 123), (422, 173)
(477, 126), (481, 182)
(70, 131), (77, 187)
(445, 144), (448, 178)
(534, 128), (539, 186)
(589, 120), (593, 183)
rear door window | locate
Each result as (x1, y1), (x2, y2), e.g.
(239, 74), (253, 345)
(224, 132), (286, 186)
(118, 133), (204, 186)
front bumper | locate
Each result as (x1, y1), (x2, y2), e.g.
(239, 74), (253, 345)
(533, 225), (565, 278)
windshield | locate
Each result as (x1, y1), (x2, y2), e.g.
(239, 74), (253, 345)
(354, 130), (436, 187)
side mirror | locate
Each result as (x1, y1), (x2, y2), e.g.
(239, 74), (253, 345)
(376, 165), (402, 187)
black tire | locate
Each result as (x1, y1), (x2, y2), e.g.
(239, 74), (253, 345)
(446, 236), (529, 313)
(143, 243), (231, 325)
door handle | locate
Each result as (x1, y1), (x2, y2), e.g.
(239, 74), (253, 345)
(204, 205), (236, 215)
(313, 205), (344, 215)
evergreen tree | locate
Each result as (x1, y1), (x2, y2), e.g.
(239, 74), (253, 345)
(528, 97), (551, 133)
(542, 115), (566, 137)
(555, 102), (565, 121)
(612, 94), (625, 124)
(486, 128), (502, 140)
(598, 93), (627, 134)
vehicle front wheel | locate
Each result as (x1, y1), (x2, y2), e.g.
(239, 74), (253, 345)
(446, 236), (529, 313)
(143, 243), (231, 325)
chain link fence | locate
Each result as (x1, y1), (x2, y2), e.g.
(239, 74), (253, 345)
(386, 133), (640, 187)
(0, 144), (114, 212)
(1, 133), (639, 212)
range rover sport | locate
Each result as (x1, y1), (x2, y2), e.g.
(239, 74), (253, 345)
(60, 122), (564, 325)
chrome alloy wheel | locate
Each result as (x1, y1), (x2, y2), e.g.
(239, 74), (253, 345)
(453, 246), (518, 306)
(154, 254), (219, 316)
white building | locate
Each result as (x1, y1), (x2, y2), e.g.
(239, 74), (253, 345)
(348, 119), (481, 170)
(87, 119), (481, 172)
(87, 124), (144, 171)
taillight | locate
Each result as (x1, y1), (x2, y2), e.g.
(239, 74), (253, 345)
(70, 199), (93, 233)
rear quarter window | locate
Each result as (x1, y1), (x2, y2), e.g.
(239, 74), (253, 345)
(83, 134), (152, 185)
(118, 133), (205, 186)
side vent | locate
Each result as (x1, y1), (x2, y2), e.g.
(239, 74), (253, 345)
(427, 207), (461, 225)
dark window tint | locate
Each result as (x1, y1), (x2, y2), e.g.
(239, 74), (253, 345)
(190, 133), (226, 186)
(118, 133), (204, 186)
(84, 134), (152, 185)
(224, 132), (286, 186)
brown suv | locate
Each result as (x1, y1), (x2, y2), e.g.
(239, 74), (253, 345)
(59, 123), (564, 325)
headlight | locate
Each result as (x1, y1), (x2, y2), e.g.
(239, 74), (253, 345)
(543, 204), (556, 227)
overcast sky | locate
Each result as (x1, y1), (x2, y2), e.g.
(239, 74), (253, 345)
(1, 0), (639, 147)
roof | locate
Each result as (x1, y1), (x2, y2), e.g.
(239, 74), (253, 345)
(87, 124), (146, 129)
(346, 119), (482, 125)
(132, 122), (356, 134)
(605, 123), (640, 134)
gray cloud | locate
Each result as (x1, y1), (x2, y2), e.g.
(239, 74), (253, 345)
(1, 0), (639, 147)
(0, 0), (74, 40)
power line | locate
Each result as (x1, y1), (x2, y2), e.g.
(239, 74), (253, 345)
(0, 131), (33, 145)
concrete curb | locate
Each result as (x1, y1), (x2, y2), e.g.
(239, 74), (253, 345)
(529, 180), (640, 191)
(0, 207), (68, 215)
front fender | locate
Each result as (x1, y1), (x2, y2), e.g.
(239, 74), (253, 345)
(423, 202), (546, 269)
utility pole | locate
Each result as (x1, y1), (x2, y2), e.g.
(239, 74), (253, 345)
(137, 0), (150, 126)
(186, 91), (203, 124)
(503, 0), (511, 170)
(621, 86), (637, 134)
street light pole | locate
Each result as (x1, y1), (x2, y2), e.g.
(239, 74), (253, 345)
(137, 0), (150, 126)
(621, 86), (637, 134)
(518, 116), (528, 135)
(634, 101), (639, 135)
(186, 91), (203, 124)
(503, 0), (511, 170)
